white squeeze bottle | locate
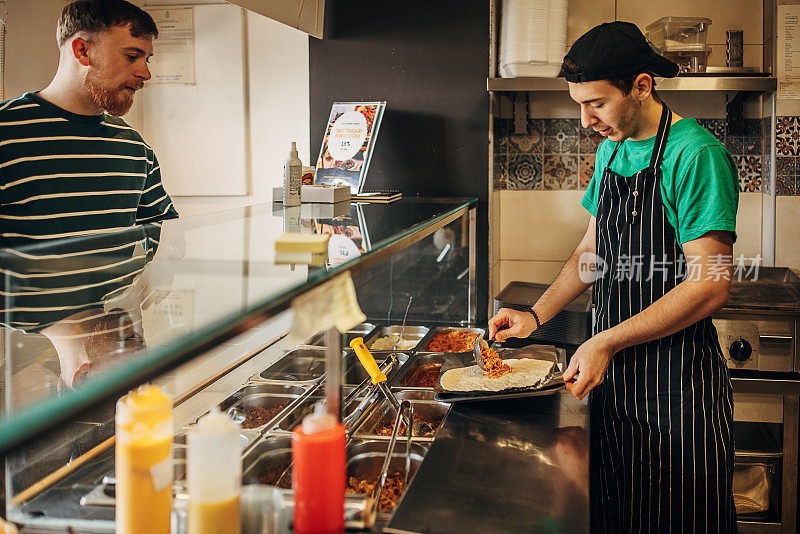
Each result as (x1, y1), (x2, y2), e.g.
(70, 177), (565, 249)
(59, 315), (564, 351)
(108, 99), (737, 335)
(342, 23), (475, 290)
(283, 142), (302, 206)
(187, 407), (242, 534)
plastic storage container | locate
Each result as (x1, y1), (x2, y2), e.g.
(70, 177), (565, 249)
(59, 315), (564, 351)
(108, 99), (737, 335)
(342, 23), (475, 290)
(646, 17), (711, 49)
(662, 44), (712, 73)
(498, 0), (567, 78)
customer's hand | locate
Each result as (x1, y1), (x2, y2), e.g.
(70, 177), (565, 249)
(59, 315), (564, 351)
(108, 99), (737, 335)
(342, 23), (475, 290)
(488, 308), (538, 342)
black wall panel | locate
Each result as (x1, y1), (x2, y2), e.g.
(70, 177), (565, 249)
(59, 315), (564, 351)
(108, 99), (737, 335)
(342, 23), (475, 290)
(309, 1), (490, 321)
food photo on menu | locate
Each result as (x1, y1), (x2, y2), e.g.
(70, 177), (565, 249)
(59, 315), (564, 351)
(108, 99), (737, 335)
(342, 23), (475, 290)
(314, 102), (385, 193)
(314, 204), (371, 269)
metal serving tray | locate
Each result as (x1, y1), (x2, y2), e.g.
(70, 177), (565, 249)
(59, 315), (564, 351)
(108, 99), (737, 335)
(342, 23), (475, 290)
(196, 384), (312, 431)
(252, 348), (346, 384)
(352, 392), (450, 441)
(387, 389), (438, 401)
(274, 396), (373, 434)
(302, 323), (379, 347)
(241, 435), (293, 489)
(344, 352), (410, 386)
(346, 439), (429, 519)
(392, 353), (447, 389)
(418, 326), (486, 353)
(433, 345), (565, 403)
(365, 326), (430, 352)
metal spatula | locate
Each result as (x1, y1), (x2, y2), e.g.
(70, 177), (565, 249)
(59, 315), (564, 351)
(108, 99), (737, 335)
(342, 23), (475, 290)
(473, 334), (489, 370)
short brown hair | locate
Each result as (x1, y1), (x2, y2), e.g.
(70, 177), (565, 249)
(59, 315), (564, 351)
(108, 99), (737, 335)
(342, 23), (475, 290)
(560, 56), (659, 101)
(57, 0), (158, 47)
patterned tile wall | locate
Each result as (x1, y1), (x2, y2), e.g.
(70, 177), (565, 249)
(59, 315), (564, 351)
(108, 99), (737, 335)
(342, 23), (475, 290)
(493, 114), (800, 195)
(776, 116), (800, 196)
(495, 118), (602, 190)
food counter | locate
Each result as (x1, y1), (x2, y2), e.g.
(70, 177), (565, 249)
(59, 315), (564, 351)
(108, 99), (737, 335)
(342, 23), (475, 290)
(0, 198), (588, 533)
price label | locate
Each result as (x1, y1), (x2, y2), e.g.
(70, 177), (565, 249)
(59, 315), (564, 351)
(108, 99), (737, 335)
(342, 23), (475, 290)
(327, 111), (367, 160)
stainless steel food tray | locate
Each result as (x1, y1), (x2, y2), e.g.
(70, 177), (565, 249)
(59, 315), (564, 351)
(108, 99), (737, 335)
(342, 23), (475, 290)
(250, 347), (345, 384)
(190, 383), (314, 432)
(352, 391), (450, 442)
(390, 353), (448, 389)
(343, 352), (409, 386)
(417, 326), (486, 353)
(434, 344), (565, 403)
(364, 325), (430, 352)
(301, 322), (379, 347)
(346, 439), (429, 520)
(241, 434), (293, 488)
(272, 395), (377, 434)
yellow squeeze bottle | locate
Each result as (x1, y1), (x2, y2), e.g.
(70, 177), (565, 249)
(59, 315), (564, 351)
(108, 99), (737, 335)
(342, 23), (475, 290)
(187, 407), (242, 534)
(115, 385), (173, 534)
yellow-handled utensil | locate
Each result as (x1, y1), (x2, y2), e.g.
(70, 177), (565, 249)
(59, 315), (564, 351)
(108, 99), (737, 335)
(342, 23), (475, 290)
(349, 338), (436, 436)
(350, 337), (403, 413)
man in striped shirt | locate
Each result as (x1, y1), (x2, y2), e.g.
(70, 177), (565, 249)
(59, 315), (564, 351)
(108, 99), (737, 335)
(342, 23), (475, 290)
(1, 1), (181, 395)
(0, 0), (177, 248)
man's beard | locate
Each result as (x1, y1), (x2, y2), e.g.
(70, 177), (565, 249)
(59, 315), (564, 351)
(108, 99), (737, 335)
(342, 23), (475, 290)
(615, 96), (643, 141)
(83, 66), (135, 116)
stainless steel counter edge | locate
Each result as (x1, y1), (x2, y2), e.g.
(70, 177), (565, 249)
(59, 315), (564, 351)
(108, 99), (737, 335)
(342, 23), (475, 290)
(385, 391), (590, 534)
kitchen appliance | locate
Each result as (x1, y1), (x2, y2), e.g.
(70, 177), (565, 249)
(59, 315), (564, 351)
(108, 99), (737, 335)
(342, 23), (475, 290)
(712, 267), (800, 533)
(714, 267), (799, 373)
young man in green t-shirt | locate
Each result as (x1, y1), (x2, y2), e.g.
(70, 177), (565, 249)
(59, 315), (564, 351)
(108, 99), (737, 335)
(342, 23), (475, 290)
(489, 21), (737, 534)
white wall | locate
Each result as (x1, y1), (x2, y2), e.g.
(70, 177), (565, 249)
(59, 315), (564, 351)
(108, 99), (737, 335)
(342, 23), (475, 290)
(4, 0), (64, 99)
(3, 1), (310, 217)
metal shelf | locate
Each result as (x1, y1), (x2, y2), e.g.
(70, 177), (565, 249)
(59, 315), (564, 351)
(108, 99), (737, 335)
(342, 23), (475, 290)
(487, 76), (777, 92)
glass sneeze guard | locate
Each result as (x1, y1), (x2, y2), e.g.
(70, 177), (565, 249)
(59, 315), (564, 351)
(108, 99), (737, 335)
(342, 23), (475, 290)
(0, 198), (477, 453)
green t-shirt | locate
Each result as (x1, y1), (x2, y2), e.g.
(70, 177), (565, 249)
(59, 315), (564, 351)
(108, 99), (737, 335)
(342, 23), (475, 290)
(581, 118), (739, 246)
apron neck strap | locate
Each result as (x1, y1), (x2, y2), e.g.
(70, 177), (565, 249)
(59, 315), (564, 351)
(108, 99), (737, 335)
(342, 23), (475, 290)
(648, 104), (672, 170)
(606, 103), (673, 170)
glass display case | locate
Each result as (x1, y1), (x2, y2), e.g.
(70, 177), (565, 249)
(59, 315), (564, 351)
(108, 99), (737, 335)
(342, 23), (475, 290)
(1, 197), (477, 532)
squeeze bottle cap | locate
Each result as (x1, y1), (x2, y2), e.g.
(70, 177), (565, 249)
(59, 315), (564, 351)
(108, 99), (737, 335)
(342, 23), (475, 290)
(195, 406), (240, 434)
(116, 384), (171, 427)
(301, 400), (336, 434)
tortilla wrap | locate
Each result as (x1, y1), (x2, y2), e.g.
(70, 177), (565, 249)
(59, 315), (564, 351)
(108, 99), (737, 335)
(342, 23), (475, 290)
(439, 357), (556, 392)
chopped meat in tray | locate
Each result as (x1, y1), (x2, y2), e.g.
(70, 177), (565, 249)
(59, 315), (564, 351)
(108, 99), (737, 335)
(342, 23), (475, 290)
(425, 331), (478, 353)
(405, 363), (442, 387)
(240, 405), (285, 429)
(258, 464), (292, 489)
(347, 472), (407, 512)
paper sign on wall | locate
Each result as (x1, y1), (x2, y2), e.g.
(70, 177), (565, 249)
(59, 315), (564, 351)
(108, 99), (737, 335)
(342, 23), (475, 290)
(146, 7), (196, 86)
(778, 5), (800, 100)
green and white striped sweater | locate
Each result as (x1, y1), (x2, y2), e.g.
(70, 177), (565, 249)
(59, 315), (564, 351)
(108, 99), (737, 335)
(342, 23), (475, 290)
(0, 91), (178, 247)
(0, 92), (177, 331)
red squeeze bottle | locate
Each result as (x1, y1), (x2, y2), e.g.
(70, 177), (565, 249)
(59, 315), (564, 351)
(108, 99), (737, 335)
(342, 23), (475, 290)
(292, 401), (346, 534)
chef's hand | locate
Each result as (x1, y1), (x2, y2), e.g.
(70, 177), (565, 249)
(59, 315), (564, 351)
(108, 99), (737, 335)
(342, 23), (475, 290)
(563, 334), (615, 401)
(488, 308), (537, 342)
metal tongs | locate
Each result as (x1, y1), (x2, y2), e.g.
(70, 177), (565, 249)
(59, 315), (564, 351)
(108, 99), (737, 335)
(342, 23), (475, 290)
(473, 334), (490, 370)
(350, 338), (434, 435)
(271, 356), (401, 490)
(368, 400), (415, 518)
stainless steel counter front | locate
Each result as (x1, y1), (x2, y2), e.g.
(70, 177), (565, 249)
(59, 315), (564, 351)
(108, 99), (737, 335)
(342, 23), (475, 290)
(385, 392), (589, 534)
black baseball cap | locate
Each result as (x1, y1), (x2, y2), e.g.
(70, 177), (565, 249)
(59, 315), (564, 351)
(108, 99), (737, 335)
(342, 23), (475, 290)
(563, 21), (679, 83)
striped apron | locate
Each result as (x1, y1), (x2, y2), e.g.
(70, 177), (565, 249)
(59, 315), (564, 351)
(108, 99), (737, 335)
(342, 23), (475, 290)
(589, 105), (736, 533)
